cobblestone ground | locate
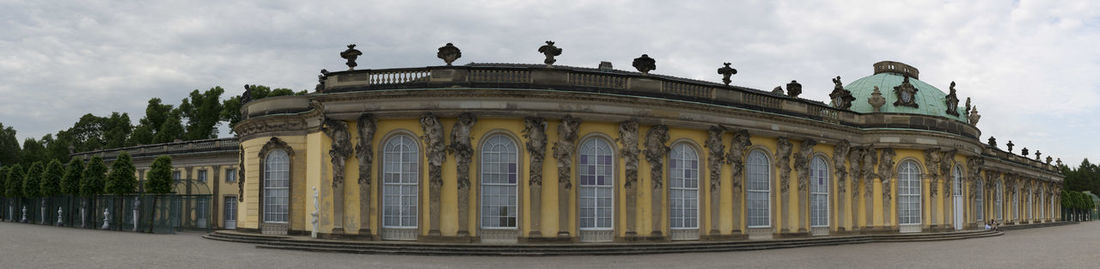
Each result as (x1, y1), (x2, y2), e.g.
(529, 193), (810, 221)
(1, 222), (1098, 269)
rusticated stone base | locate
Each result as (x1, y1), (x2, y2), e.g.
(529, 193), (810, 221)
(773, 232), (811, 239)
(703, 233), (748, 241)
(418, 235), (476, 243)
(319, 232), (374, 240)
(520, 236), (576, 243)
(859, 226), (897, 234)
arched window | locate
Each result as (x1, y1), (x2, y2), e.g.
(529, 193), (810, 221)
(263, 149), (289, 223)
(810, 156), (829, 228)
(975, 179), (984, 221)
(953, 167), (963, 197)
(995, 181), (1003, 220)
(952, 166), (964, 230)
(579, 138), (614, 230)
(382, 135), (419, 229)
(746, 150), (771, 228)
(897, 160), (922, 225)
(480, 134), (518, 229)
(669, 143), (699, 230)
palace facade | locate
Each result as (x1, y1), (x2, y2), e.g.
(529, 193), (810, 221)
(231, 47), (1062, 242)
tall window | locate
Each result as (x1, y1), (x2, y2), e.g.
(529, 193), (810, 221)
(263, 150), (289, 223)
(1013, 189), (1019, 221)
(226, 169), (237, 183)
(579, 138), (614, 230)
(746, 150), (771, 228)
(382, 135), (419, 228)
(976, 179), (984, 221)
(480, 135), (518, 229)
(810, 156), (829, 228)
(669, 143), (699, 229)
(173, 171), (181, 183)
(1040, 191), (1045, 219)
(995, 182), (1003, 220)
(897, 160), (922, 225)
(1026, 187), (1032, 220)
(953, 167), (963, 197)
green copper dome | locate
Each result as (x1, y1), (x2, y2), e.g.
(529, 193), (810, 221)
(844, 61), (966, 122)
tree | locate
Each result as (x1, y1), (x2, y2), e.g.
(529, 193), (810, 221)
(41, 134), (73, 164)
(5, 164), (23, 198)
(129, 98), (176, 145)
(40, 160), (63, 197)
(146, 156), (174, 194)
(22, 162), (43, 198)
(179, 87), (225, 140)
(19, 138), (45, 167)
(105, 152), (137, 195)
(56, 112), (133, 153)
(0, 166), (8, 198)
(0, 122), (19, 166)
(61, 159), (84, 195)
(153, 110), (184, 144)
(80, 157), (107, 197)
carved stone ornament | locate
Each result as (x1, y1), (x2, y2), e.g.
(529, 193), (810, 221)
(632, 54), (656, 74)
(1021, 147), (1029, 157)
(969, 106), (982, 125)
(323, 119), (353, 188)
(315, 69), (330, 92)
(1007, 140), (1015, 153)
(241, 84), (254, 104)
(988, 136), (997, 148)
(522, 117), (548, 187)
(939, 149), (957, 182)
(553, 115), (582, 190)
(878, 148), (895, 199)
(449, 113), (477, 190)
(645, 125), (670, 190)
(775, 137), (793, 194)
(619, 120), (641, 189)
(420, 113), (447, 189)
(966, 156), (984, 197)
(833, 140), (851, 193)
(860, 146), (877, 199)
(828, 76), (855, 109)
(771, 86), (785, 95)
(1035, 151), (1042, 161)
(727, 129), (752, 192)
(1057, 158), (1063, 167)
(868, 86), (886, 112)
(238, 145), (246, 202)
(848, 147), (865, 200)
(705, 126), (726, 192)
(945, 81), (960, 116)
(355, 114), (377, 186)
(786, 80), (802, 98)
(538, 41), (562, 65)
(717, 63), (737, 85)
(340, 44), (363, 70)
(437, 43), (462, 66)
(893, 76), (920, 108)
(924, 148), (942, 196)
(794, 139), (817, 192)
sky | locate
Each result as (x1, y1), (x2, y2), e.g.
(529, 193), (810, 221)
(1, 0), (1098, 166)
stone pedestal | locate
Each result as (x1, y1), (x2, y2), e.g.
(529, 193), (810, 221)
(529, 185), (542, 237)
(457, 186), (470, 237)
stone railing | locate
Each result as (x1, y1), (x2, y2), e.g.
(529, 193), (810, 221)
(71, 138), (239, 162)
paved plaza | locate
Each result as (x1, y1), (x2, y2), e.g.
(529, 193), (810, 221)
(0, 222), (1097, 269)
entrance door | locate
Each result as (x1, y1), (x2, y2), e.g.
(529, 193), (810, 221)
(224, 197), (237, 230)
(953, 167), (964, 230)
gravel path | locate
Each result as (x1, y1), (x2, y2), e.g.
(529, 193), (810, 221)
(0, 221), (1097, 268)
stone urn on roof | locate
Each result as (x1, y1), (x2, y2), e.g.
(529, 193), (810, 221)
(632, 54), (656, 74)
(437, 43), (462, 66)
(868, 86), (886, 112)
(538, 41), (562, 66)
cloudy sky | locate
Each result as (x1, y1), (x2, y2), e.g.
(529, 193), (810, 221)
(1, 0), (1098, 165)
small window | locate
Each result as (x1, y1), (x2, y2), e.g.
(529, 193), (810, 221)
(173, 171), (181, 183)
(197, 169), (208, 183)
(225, 169), (238, 183)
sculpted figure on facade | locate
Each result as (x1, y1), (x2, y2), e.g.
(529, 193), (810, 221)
(522, 117), (548, 187)
(705, 126), (726, 192)
(355, 114), (377, 188)
(860, 146), (877, 199)
(645, 125), (670, 190)
(878, 148), (896, 199)
(969, 106), (982, 126)
(775, 137), (793, 194)
(893, 76), (920, 108)
(420, 113), (446, 189)
(619, 120), (641, 189)
(848, 147), (864, 200)
(829, 76), (855, 109)
(967, 156), (984, 199)
(449, 113), (477, 190)
(924, 148), (943, 197)
(794, 139), (818, 192)
(727, 129), (752, 192)
(833, 140), (851, 193)
(238, 145), (245, 202)
(945, 81), (960, 116)
(939, 149), (957, 194)
(323, 119), (353, 188)
(553, 115), (582, 190)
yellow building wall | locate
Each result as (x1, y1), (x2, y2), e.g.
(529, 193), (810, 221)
(238, 135), (309, 231)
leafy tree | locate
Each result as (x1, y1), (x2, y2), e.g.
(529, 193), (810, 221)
(22, 161), (43, 198)
(40, 160), (63, 197)
(5, 164), (23, 198)
(146, 156), (174, 194)
(57, 113), (133, 152)
(0, 122), (19, 166)
(179, 87), (225, 140)
(129, 98), (176, 145)
(20, 138), (46, 167)
(153, 110), (185, 144)
(41, 134), (73, 164)
(105, 152), (137, 195)
(103, 112), (133, 149)
(80, 157), (107, 197)
(0, 166), (7, 198)
(61, 159), (85, 195)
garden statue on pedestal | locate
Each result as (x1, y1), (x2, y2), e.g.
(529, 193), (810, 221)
(41, 200), (46, 224)
(102, 208), (110, 230)
(21, 206), (26, 223)
(133, 198), (140, 232)
(57, 207), (63, 226)
(311, 186), (319, 239)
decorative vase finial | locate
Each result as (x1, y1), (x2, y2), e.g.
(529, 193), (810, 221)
(632, 54), (655, 74)
(538, 41), (562, 66)
(340, 44), (362, 70)
(717, 63), (737, 85)
(437, 43), (462, 66)
(786, 80), (802, 98)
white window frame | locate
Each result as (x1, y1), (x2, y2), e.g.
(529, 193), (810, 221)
(669, 143), (699, 230)
(810, 156), (829, 228)
(897, 160), (922, 225)
(263, 150), (290, 223)
(197, 169), (207, 183)
(225, 168), (237, 183)
(746, 149), (771, 228)
(479, 134), (519, 230)
(578, 137), (614, 231)
(382, 135), (419, 229)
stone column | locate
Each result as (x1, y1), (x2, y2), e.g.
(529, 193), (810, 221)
(355, 114), (376, 237)
(832, 141), (850, 232)
(878, 149), (894, 229)
(848, 148), (864, 231)
(705, 127), (725, 236)
(419, 113), (446, 237)
(522, 117), (548, 238)
(794, 139), (816, 233)
(451, 113), (477, 238)
(619, 121), (640, 237)
(775, 138), (793, 233)
(323, 119), (353, 234)
(645, 125), (669, 238)
(553, 116), (581, 238)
